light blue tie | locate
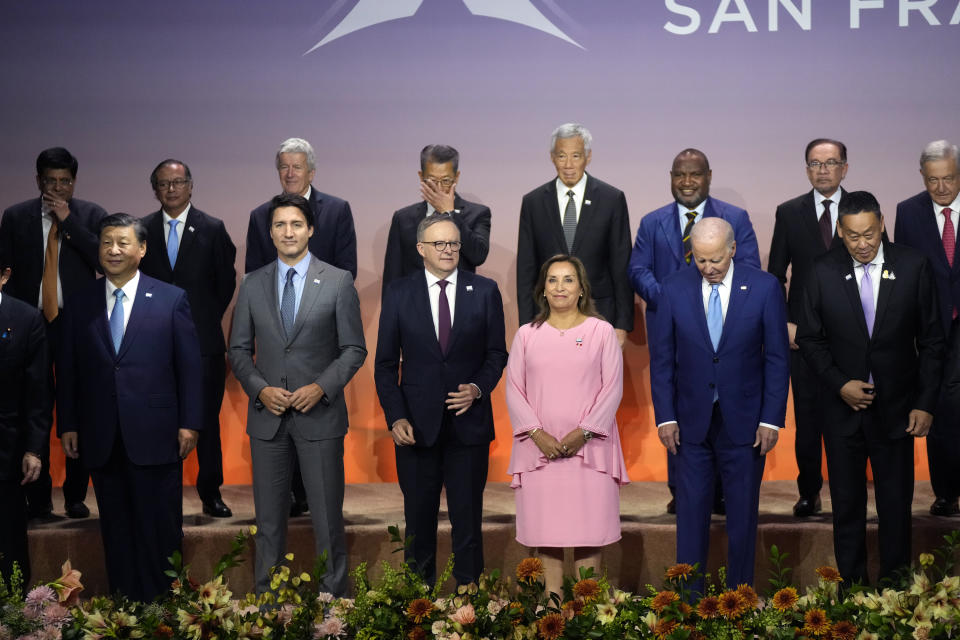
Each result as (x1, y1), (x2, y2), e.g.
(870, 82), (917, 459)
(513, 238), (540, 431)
(280, 267), (296, 336)
(707, 284), (722, 351)
(109, 289), (125, 353)
(167, 219), (180, 268)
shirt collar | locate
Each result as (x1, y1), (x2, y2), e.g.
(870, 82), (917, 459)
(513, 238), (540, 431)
(555, 173), (587, 200)
(425, 268), (458, 288)
(851, 243), (885, 270)
(679, 199), (707, 217)
(933, 194), (960, 217)
(162, 203), (192, 225)
(279, 252), (312, 280)
(814, 186), (842, 208)
(702, 263), (735, 291)
(106, 270), (141, 301)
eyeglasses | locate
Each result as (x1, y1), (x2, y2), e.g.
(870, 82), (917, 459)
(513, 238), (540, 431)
(40, 177), (74, 188)
(422, 241), (462, 252)
(156, 178), (191, 190)
(424, 177), (456, 188)
(806, 160), (845, 170)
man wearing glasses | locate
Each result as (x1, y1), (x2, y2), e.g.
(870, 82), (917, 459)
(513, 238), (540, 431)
(381, 144), (491, 294)
(0, 147), (106, 521)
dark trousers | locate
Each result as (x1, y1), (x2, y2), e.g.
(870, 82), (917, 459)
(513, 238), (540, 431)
(928, 319), (960, 501)
(0, 477), (30, 585)
(195, 355), (226, 501)
(395, 415), (489, 587)
(91, 435), (183, 602)
(675, 403), (765, 596)
(823, 409), (914, 586)
(790, 349), (826, 498)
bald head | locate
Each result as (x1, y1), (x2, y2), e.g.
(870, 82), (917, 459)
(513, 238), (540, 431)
(690, 217), (736, 284)
(690, 217), (734, 247)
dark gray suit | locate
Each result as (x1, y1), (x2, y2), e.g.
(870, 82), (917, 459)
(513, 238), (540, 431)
(229, 254), (366, 595)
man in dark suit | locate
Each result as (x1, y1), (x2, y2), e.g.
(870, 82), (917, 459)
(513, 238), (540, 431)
(650, 217), (789, 595)
(0, 251), (49, 586)
(893, 139), (960, 517)
(0, 147), (105, 520)
(245, 137), (358, 516)
(57, 213), (203, 602)
(767, 138), (850, 518)
(140, 159), (237, 518)
(230, 194), (366, 596)
(375, 215), (507, 586)
(382, 144), (490, 293)
(629, 148), (761, 513)
(517, 123), (633, 346)
(798, 191), (944, 585)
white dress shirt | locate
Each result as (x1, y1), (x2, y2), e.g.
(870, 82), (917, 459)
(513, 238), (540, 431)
(700, 263), (734, 321)
(814, 187), (841, 232)
(104, 271), (141, 332)
(424, 268), (457, 339)
(555, 174), (587, 225)
(162, 203), (192, 254)
(933, 194), (960, 238)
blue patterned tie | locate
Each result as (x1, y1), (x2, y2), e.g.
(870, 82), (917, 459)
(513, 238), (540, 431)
(707, 284), (722, 351)
(167, 219), (179, 268)
(109, 289), (125, 353)
(280, 267), (296, 336)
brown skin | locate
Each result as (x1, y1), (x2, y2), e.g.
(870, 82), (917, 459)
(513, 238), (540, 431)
(418, 161), (458, 213)
(37, 168), (74, 223)
(670, 152), (711, 211)
(153, 163), (192, 218)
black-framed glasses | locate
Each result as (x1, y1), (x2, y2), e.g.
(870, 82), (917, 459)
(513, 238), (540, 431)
(41, 177), (74, 188)
(422, 241), (461, 252)
(156, 178), (191, 190)
(806, 160), (845, 170)
(424, 177), (456, 188)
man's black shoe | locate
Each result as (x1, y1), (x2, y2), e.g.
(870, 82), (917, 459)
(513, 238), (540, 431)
(930, 497), (960, 517)
(713, 496), (726, 515)
(792, 496), (822, 518)
(65, 502), (90, 519)
(202, 498), (233, 518)
(666, 498), (676, 515)
(290, 492), (309, 517)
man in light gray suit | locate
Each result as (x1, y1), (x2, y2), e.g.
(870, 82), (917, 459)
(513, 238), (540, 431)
(229, 193), (366, 596)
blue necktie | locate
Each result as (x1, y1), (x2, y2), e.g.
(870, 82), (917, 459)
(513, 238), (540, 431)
(707, 284), (722, 351)
(167, 219), (180, 268)
(109, 289), (125, 353)
(280, 267), (296, 336)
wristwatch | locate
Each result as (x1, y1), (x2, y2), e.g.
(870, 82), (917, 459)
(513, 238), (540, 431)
(581, 428), (594, 441)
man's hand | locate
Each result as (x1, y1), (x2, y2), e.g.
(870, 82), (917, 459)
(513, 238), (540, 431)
(905, 409), (934, 437)
(530, 429), (565, 460)
(615, 328), (627, 349)
(839, 380), (875, 411)
(289, 383), (325, 413)
(446, 384), (479, 416)
(558, 428), (588, 457)
(754, 426), (779, 455)
(21, 453), (41, 485)
(658, 422), (680, 455)
(420, 180), (455, 214)
(61, 431), (79, 459)
(391, 419), (416, 446)
(787, 322), (799, 351)
(259, 386), (293, 416)
(179, 429), (199, 458)
(41, 194), (70, 222)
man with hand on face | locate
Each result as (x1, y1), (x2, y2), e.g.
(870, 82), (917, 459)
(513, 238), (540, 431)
(382, 144), (490, 293)
(517, 123), (633, 347)
(230, 193), (366, 597)
(629, 148), (761, 514)
(798, 191), (944, 585)
(375, 215), (507, 587)
(57, 213), (203, 602)
(0, 147), (106, 520)
(139, 159), (237, 518)
(649, 217), (789, 596)
(894, 140), (960, 518)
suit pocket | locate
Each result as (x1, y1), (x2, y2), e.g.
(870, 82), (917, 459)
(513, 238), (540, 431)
(148, 394), (175, 408)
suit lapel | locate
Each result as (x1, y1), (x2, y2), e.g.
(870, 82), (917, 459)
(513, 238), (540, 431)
(146, 213), (174, 278)
(570, 176), (595, 254)
(660, 203), (685, 264)
(838, 253), (871, 340)
(716, 267), (750, 351)
(91, 279), (114, 356)
(801, 191), (825, 248)
(414, 273), (444, 359)
(289, 257), (326, 342)
(259, 262), (285, 340)
(174, 209), (199, 274)
(446, 272), (471, 355)
(541, 181), (568, 253)
(687, 273), (713, 350)
(116, 275), (152, 360)
(873, 246), (898, 338)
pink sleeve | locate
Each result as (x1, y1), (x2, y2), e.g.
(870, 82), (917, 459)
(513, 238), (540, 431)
(578, 323), (623, 437)
(505, 327), (542, 436)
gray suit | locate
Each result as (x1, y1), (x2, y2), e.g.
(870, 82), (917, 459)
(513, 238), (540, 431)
(229, 254), (366, 595)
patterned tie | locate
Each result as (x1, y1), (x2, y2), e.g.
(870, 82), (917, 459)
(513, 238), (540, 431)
(109, 289), (125, 354)
(683, 212), (697, 264)
(437, 279), (451, 353)
(860, 263), (875, 336)
(943, 208), (956, 319)
(167, 219), (180, 268)
(41, 214), (59, 322)
(562, 190), (577, 253)
(707, 284), (722, 350)
(280, 267), (296, 336)
(819, 200), (833, 249)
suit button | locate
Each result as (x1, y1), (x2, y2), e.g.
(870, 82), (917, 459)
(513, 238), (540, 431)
(115, 366), (120, 371)
(285, 348), (291, 353)
(713, 357), (719, 363)
(708, 383), (715, 389)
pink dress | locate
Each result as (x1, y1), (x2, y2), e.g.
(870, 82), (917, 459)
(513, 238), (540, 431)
(506, 317), (629, 547)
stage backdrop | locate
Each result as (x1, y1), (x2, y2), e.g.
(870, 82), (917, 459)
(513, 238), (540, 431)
(2, 1), (956, 486)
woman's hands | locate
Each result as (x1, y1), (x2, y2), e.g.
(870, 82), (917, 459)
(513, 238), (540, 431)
(530, 428), (589, 460)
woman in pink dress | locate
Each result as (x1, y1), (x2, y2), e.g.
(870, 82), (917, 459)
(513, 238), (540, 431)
(506, 254), (629, 595)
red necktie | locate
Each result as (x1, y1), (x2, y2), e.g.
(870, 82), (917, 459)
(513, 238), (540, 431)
(943, 208), (956, 319)
(438, 279), (451, 353)
(819, 200), (833, 249)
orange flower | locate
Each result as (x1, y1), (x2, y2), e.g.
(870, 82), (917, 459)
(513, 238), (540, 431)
(516, 558), (544, 584)
(650, 590), (679, 613)
(654, 618), (678, 639)
(54, 560), (84, 607)
(406, 598), (435, 623)
(407, 627), (427, 640)
(665, 563), (695, 581)
(830, 620), (858, 640)
(803, 608), (831, 636)
(572, 578), (601, 602)
(735, 584), (759, 610)
(153, 624), (174, 638)
(717, 590), (746, 619)
(772, 587), (799, 612)
(537, 613), (566, 640)
(562, 599), (585, 619)
(815, 566), (843, 583)
(696, 596), (720, 619)
(678, 601), (693, 617)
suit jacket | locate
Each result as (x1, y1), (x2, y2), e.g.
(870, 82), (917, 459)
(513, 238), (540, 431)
(797, 242), (945, 438)
(0, 295), (49, 481)
(140, 206), (237, 355)
(649, 264), (790, 445)
(517, 175), (634, 331)
(894, 191), (960, 336)
(56, 274), (203, 469)
(0, 197), (107, 308)
(375, 269), (508, 448)
(245, 188), (357, 278)
(229, 255), (366, 441)
(382, 195), (491, 293)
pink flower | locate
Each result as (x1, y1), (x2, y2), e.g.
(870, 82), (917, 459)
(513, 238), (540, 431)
(41, 603), (71, 627)
(315, 616), (346, 638)
(53, 561), (83, 607)
(26, 586), (57, 606)
(448, 603), (476, 626)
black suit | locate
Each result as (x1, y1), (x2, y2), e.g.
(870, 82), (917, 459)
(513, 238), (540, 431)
(0, 196), (106, 512)
(140, 206), (237, 502)
(894, 191), (960, 502)
(0, 294), (49, 585)
(517, 175), (634, 331)
(382, 195), (491, 293)
(797, 242), (944, 584)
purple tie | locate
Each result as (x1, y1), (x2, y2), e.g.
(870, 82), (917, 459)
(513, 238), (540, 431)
(819, 200), (833, 249)
(860, 263), (875, 383)
(438, 279), (451, 353)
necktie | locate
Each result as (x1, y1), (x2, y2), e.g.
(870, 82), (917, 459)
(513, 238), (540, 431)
(683, 212), (697, 264)
(819, 200), (833, 249)
(943, 208), (956, 319)
(167, 219), (180, 268)
(109, 289), (125, 353)
(860, 263), (875, 336)
(280, 267), (296, 336)
(41, 214), (59, 322)
(707, 284), (722, 350)
(437, 279), (451, 353)
(562, 190), (577, 253)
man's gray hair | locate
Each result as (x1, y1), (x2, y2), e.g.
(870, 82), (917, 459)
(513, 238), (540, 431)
(920, 140), (960, 168)
(550, 123), (592, 154)
(689, 217), (735, 248)
(416, 213), (459, 242)
(275, 137), (316, 171)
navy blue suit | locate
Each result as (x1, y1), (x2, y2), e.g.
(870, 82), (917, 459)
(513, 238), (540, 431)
(57, 273), (203, 601)
(650, 264), (789, 592)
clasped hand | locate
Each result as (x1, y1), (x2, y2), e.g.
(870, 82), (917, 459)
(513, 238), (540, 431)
(531, 428), (587, 460)
(259, 383), (326, 416)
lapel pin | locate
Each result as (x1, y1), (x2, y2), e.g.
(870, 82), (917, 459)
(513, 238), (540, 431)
(740, 285), (748, 290)
(584, 199), (592, 206)
(576, 337), (583, 348)
(466, 285), (473, 292)
(313, 278), (321, 284)
(188, 226), (195, 233)
(881, 269), (895, 280)
(145, 292), (153, 298)
(845, 274), (853, 281)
